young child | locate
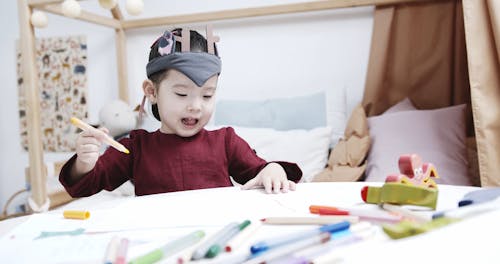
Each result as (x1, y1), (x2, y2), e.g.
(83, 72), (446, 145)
(59, 26), (302, 197)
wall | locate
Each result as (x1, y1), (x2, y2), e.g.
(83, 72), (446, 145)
(0, 0), (373, 212)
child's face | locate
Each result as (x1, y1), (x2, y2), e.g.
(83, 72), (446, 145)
(155, 69), (218, 137)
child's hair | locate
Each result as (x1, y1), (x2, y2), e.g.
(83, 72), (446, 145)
(148, 28), (219, 121)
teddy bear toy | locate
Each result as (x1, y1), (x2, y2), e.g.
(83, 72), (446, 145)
(99, 99), (138, 139)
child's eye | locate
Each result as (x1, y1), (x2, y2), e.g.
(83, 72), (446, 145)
(203, 95), (213, 99)
(175, 93), (187, 97)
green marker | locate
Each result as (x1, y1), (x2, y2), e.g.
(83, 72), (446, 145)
(382, 217), (458, 239)
(129, 230), (205, 264)
(205, 220), (251, 258)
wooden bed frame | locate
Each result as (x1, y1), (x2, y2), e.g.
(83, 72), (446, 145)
(18, 0), (441, 210)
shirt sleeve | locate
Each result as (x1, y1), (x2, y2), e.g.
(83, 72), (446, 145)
(59, 132), (136, 197)
(224, 127), (302, 184)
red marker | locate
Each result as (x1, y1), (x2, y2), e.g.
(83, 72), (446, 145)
(310, 204), (402, 224)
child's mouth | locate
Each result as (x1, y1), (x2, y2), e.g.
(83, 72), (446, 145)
(182, 118), (198, 126)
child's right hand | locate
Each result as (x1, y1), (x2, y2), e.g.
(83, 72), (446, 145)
(73, 127), (110, 177)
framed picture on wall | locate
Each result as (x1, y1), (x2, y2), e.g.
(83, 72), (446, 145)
(16, 35), (88, 152)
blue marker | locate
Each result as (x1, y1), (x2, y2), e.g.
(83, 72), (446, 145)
(432, 199), (500, 220)
(458, 188), (500, 207)
(250, 221), (350, 254)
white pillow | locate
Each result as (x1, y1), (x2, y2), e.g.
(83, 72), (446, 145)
(208, 126), (332, 182)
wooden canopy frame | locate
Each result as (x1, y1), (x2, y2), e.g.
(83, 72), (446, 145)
(18, 0), (440, 210)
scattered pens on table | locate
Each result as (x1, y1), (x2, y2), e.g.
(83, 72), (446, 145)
(309, 204), (403, 224)
(381, 203), (430, 223)
(70, 116), (130, 154)
(205, 220), (251, 258)
(103, 236), (121, 264)
(225, 220), (262, 252)
(261, 216), (358, 225)
(244, 232), (332, 264)
(129, 230), (205, 264)
(250, 221), (350, 255)
(294, 222), (376, 262)
(191, 222), (240, 260)
(63, 210), (90, 220)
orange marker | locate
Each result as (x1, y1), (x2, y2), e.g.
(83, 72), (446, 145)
(310, 204), (403, 224)
(309, 205), (339, 214)
(63, 210), (90, 220)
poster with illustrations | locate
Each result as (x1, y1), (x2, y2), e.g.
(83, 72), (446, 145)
(17, 35), (88, 152)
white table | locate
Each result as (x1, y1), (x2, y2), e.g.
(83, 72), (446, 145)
(0, 182), (498, 263)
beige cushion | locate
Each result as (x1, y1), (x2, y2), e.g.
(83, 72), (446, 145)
(344, 104), (369, 138)
(313, 163), (367, 182)
(346, 136), (371, 167)
(313, 104), (370, 182)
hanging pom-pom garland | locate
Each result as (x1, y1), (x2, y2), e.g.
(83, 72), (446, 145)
(61, 0), (81, 18)
(31, 10), (48, 28)
(98, 0), (118, 10)
(126, 0), (144, 16)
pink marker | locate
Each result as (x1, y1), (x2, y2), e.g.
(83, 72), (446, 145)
(115, 238), (129, 264)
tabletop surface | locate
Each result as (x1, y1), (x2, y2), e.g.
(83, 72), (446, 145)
(0, 182), (498, 263)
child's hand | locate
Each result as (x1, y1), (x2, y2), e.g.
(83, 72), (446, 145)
(241, 163), (297, 194)
(73, 127), (109, 176)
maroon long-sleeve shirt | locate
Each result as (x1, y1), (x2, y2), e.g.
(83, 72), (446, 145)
(59, 127), (302, 197)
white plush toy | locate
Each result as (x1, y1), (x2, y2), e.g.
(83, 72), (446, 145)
(99, 99), (138, 139)
(99, 99), (139, 196)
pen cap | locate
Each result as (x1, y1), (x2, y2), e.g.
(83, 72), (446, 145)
(63, 210), (90, 220)
(361, 186), (381, 204)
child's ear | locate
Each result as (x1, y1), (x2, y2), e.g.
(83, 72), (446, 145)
(142, 80), (157, 104)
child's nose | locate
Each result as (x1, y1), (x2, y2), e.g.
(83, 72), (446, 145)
(187, 98), (202, 112)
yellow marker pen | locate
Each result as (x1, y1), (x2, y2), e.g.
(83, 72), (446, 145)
(70, 117), (130, 154)
(63, 210), (90, 220)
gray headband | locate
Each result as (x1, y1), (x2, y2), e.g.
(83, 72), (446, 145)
(146, 52), (222, 87)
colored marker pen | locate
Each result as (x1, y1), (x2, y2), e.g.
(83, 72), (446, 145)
(205, 220), (251, 258)
(250, 221), (350, 254)
(129, 230), (205, 264)
(63, 210), (90, 220)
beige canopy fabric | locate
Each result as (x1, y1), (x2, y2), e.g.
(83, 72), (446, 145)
(463, 0), (500, 187)
(362, 0), (500, 186)
(362, 0), (471, 130)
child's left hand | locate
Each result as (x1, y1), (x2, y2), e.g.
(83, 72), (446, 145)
(241, 163), (296, 194)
